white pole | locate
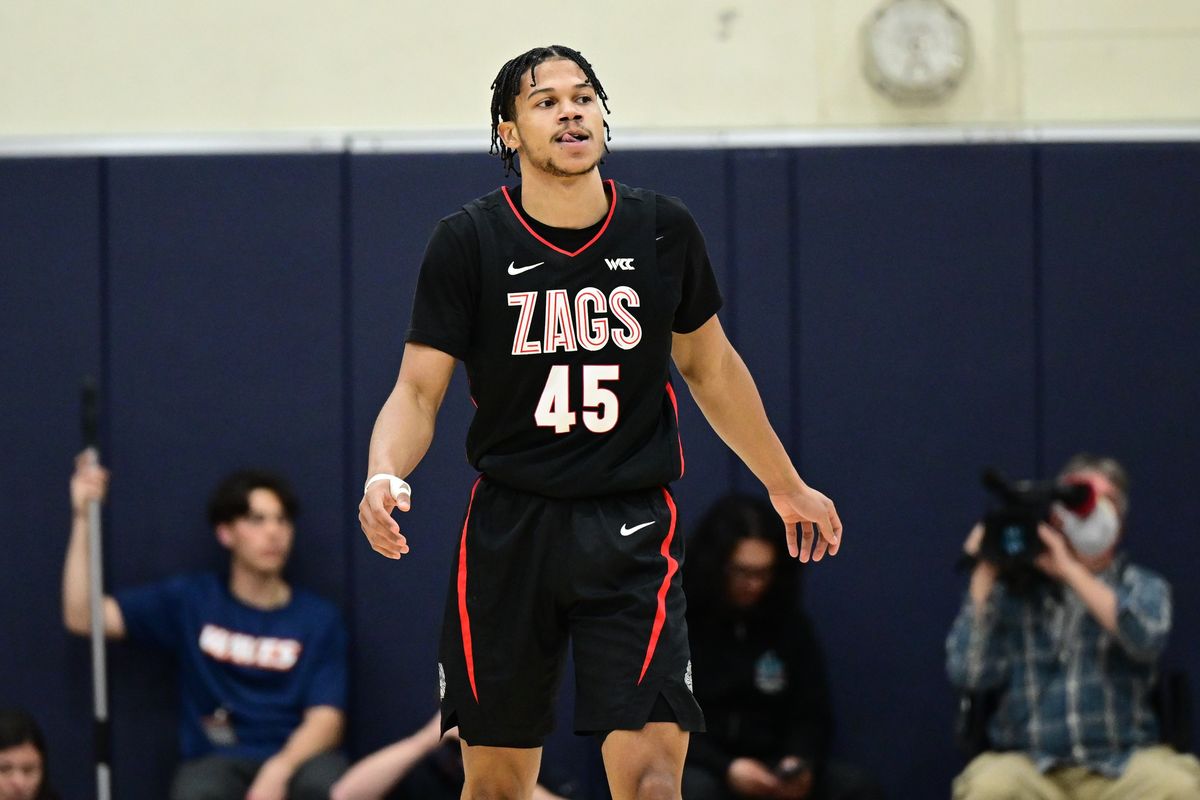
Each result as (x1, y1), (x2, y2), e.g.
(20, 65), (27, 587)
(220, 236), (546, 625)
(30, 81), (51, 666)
(82, 379), (112, 800)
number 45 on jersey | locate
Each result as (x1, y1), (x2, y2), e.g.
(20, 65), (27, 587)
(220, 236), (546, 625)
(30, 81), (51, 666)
(535, 364), (619, 434)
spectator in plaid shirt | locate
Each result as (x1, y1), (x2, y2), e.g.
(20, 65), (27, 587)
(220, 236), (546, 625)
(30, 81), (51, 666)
(946, 454), (1200, 799)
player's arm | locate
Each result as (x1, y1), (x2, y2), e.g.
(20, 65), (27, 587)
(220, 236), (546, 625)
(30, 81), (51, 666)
(247, 705), (344, 800)
(358, 343), (457, 559)
(671, 316), (842, 561)
(62, 451), (126, 638)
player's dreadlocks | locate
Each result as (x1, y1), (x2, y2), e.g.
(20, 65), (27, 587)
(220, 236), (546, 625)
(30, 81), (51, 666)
(489, 45), (612, 176)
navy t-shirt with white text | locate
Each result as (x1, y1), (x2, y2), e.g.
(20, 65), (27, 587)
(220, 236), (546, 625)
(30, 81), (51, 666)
(115, 572), (347, 760)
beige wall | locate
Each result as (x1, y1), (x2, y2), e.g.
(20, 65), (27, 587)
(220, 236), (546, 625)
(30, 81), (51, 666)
(2, 0), (1198, 137)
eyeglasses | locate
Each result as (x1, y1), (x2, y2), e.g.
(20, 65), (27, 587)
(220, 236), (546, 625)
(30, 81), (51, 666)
(726, 564), (774, 582)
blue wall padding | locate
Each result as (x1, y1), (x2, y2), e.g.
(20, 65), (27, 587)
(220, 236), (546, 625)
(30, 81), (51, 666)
(1038, 143), (1200, 708)
(346, 152), (499, 757)
(102, 154), (347, 793)
(0, 157), (103, 797)
(1, 142), (1196, 799)
(792, 145), (1040, 790)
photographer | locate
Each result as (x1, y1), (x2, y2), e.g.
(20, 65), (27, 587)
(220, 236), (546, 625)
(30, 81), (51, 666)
(947, 454), (1200, 798)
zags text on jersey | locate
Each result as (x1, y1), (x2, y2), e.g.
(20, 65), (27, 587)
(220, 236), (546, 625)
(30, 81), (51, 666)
(508, 286), (643, 355)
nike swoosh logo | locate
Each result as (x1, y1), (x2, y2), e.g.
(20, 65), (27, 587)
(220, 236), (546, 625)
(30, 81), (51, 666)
(620, 521), (656, 537)
(507, 261), (545, 275)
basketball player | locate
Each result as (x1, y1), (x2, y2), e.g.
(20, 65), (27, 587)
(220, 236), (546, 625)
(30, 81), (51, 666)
(358, 45), (843, 800)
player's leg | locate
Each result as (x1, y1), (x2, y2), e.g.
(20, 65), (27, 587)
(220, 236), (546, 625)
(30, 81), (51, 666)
(601, 723), (689, 800)
(569, 486), (704, 800)
(460, 744), (543, 800)
(438, 480), (569, 799)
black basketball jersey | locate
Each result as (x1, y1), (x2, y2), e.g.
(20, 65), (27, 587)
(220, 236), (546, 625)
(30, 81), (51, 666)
(407, 179), (722, 498)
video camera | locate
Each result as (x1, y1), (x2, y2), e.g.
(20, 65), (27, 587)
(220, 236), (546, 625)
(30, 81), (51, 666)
(976, 468), (1095, 589)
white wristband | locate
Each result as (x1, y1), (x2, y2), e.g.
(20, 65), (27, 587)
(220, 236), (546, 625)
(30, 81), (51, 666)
(364, 473), (412, 501)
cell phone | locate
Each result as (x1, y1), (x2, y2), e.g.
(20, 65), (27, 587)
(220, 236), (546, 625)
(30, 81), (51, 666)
(775, 758), (809, 780)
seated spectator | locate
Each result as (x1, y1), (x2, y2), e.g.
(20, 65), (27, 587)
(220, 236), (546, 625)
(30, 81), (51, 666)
(0, 710), (57, 800)
(62, 452), (348, 800)
(947, 453), (1200, 798)
(330, 713), (576, 800)
(682, 494), (882, 800)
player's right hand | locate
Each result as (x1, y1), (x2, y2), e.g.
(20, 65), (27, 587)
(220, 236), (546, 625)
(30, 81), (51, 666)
(70, 450), (109, 516)
(358, 481), (411, 560)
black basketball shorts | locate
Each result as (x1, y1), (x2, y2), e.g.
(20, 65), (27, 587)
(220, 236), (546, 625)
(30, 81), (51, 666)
(437, 477), (704, 748)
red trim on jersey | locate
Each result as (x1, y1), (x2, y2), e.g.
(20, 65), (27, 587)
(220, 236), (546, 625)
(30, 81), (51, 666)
(458, 477), (483, 702)
(638, 488), (680, 685)
(501, 179), (618, 258)
(664, 381), (685, 478)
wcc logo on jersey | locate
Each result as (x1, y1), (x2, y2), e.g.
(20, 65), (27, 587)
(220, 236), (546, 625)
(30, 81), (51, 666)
(605, 257), (635, 271)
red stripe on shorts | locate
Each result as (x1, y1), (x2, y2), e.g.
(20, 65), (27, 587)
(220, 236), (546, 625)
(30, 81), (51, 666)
(638, 488), (680, 685)
(665, 381), (685, 478)
(458, 477), (483, 702)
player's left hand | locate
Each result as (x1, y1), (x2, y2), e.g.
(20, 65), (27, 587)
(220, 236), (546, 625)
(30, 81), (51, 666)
(245, 756), (291, 800)
(1034, 523), (1078, 582)
(770, 485), (842, 563)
